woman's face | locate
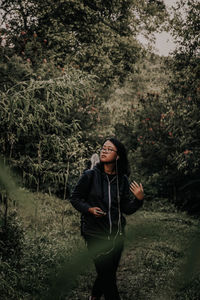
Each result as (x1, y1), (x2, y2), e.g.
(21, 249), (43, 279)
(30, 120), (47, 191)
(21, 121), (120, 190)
(100, 140), (118, 163)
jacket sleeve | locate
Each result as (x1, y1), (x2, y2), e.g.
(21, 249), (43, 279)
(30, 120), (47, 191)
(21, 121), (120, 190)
(70, 170), (93, 214)
(120, 176), (143, 215)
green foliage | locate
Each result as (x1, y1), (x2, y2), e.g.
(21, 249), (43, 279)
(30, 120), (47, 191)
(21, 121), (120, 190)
(0, 260), (22, 300)
(0, 51), (33, 91)
(101, 53), (170, 140)
(0, 166), (200, 300)
(116, 86), (200, 212)
(166, 0), (200, 212)
(0, 0), (167, 87)
(0, 64), (100, 195)
(0, 197), (25, 300)
(0, 0), (199, 295)
(115, 93), (173, 199)
(2, 1), (200, 298)
(114, 0), (200, 214)
(0, 192), (84, 300)
(0, 0), (169, 196)
(0, 212), (24, 266)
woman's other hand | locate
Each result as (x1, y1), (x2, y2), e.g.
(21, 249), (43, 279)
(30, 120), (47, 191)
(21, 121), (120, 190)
(88, 207), (106, 217)
(130, 181), (144, 201)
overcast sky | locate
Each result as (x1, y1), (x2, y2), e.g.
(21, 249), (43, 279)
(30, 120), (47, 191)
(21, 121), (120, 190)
(138, 0), (179, 56)
(152, 0), (178, 56)
(154, 0), (177, 56)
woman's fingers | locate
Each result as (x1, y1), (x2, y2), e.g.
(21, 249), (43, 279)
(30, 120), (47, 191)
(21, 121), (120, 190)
(88, 207), (106, 217)
(130, 181), (144, 200)
(139, 182), (144, 192)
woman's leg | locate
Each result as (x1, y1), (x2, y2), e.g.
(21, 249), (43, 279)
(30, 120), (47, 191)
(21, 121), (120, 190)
(93, 237), (124, 300)
(84, 235), (124, 300)
(84, 236), (104, 298)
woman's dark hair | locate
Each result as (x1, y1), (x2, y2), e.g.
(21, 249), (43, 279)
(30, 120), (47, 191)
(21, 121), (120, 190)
(102, 137), (130, 176)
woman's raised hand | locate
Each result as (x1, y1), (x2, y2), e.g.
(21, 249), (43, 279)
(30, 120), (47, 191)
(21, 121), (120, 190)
(130, 181), (144, 201)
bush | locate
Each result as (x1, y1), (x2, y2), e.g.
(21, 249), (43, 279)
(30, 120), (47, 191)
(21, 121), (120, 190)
(0, 211), (24, 267)
(0, 63), (100, 196)
(0, 212), (25, 300)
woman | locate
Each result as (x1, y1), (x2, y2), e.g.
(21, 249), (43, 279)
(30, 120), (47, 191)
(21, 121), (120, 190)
(70, 138), (144, 300)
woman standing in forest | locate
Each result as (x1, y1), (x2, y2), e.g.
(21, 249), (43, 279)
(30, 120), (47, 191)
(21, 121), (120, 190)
(70, 137), (144, 300)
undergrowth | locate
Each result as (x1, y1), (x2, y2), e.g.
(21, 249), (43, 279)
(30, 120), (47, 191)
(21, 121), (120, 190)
(1, 192), (200, 299)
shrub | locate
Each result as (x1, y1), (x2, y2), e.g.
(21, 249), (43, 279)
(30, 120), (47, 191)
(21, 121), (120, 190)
(0, 64), (100, 196)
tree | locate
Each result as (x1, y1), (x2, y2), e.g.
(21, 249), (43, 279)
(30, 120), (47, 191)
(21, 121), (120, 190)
(0, 0), (169, 197)
(115, 0), (200, 213)
(115, 93), (175, 200)
(0, 65), (100, 197)
(1, 0), (167, 87)
(165, 0), (200, 213)
(169, 0), (200, 100)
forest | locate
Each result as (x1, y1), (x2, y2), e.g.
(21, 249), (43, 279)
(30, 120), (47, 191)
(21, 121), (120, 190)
(0, 0), (200, 299)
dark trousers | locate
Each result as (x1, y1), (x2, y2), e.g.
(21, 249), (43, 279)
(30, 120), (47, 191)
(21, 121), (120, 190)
(84, 235), (124, 300)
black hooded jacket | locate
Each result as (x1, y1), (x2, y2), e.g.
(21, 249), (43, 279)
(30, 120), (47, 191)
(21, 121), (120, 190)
(70, 164), (143, 239)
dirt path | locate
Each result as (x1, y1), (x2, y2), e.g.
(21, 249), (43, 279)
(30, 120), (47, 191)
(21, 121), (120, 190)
(66, 210), (199, 300)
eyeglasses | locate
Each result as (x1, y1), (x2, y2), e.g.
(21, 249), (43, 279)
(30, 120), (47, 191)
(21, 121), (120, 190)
(100, 147), (117, 153)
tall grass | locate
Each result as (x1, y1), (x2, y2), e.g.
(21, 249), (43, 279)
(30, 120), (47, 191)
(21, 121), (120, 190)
(0, 69), (98, 196)
(1, 165), (200, 299)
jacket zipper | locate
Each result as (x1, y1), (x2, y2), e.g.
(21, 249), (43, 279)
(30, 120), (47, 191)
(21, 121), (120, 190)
(106, 175), (116, 237)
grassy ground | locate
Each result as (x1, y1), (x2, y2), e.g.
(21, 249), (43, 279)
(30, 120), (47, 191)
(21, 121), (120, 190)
(67, 209), (200, 300)
(14, 192), (200, 300)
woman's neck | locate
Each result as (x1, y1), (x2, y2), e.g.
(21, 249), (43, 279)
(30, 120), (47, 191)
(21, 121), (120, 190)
(103, 163), (116, 175)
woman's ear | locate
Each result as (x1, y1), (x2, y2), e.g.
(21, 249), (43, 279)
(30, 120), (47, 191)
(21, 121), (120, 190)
(116, 155), (119, 160)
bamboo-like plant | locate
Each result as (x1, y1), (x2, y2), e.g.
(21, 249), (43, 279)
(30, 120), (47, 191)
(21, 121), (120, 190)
(0, 67), (98, 196)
